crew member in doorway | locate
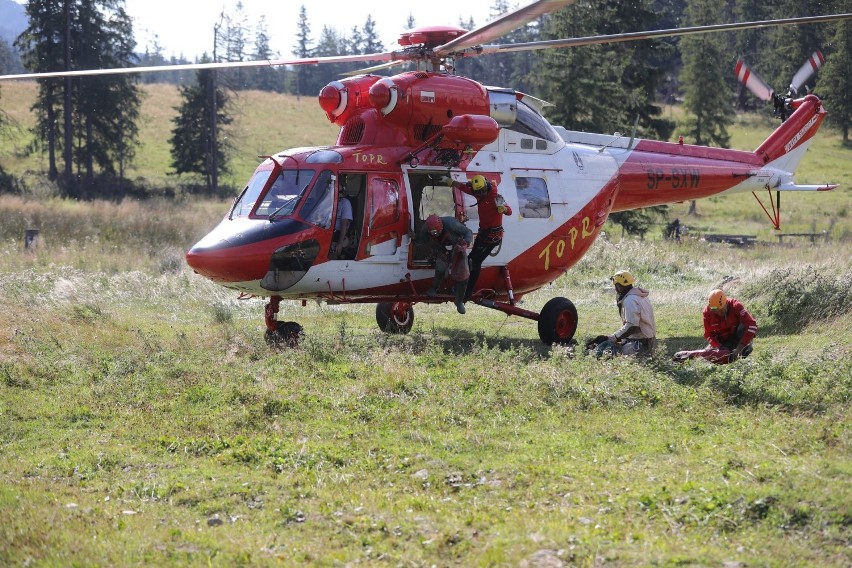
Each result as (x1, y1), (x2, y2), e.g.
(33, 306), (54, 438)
(330, 194), (353, 259)
(673, 289), (757, 364)
(420, 214), (472, 314)
(450, 174), (511, 302)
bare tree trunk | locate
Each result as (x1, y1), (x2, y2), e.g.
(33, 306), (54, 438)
(63, 0), (74, 196)
(47, 93), (57, 180)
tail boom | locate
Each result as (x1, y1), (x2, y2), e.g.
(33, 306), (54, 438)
(608, 94), (831, 211)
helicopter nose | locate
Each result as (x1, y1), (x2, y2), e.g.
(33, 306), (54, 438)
(186, 243), (275, 284)
(185, 233), (268, 283)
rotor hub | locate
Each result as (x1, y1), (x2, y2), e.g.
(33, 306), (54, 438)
(397, 26), (468, 49)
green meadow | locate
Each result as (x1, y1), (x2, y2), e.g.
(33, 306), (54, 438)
(0, 81), (850, 566)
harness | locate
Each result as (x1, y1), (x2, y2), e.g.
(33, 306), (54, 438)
(478, 226), (504, 244)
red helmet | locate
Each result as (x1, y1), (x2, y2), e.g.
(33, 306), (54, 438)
(425, 215), (443, 236)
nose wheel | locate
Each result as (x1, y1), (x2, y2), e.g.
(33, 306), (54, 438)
(264, 296), (304, 347)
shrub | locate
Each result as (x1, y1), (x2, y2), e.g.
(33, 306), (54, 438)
(741, 266), (852, 330)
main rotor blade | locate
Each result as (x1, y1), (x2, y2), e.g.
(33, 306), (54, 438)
(435, 0), (577, 56)
(468, 13), (852, 56)
(789, 50), (825, 95)
(0, 52), (399, 81)
(735, 58), (774, 101)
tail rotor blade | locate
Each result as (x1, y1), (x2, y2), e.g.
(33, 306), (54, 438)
(735, 58), (774, 101)
(789, 50), (825, 95)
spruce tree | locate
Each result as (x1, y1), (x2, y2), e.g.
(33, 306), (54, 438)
(817, 4), (852, 144)
(680, 0), (733, 148)
(169, 66), (233, 194)
(291, 5), (316, 97)
(16, 0), (141, 197)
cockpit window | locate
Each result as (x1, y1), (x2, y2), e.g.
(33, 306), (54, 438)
(232, 169), (273, 218)
(255, 169), (316, 218)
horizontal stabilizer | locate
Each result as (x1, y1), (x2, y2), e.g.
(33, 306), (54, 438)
(776, 182), (837, 191)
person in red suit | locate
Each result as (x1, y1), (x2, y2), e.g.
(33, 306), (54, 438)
(451, 175), (512, 302)
(673, 289), (758, 364)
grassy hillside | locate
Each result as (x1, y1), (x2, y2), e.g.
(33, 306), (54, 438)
(0, 82), (340, 189)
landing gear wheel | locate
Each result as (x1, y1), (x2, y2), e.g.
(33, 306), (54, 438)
(376, 302), (414, 334)
(538, 297), (578, 345)
(265, 321), (304, 347)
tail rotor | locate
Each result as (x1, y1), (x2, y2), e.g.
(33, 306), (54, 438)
(735, 49), (825, 121)
(788, 50), (825, 96)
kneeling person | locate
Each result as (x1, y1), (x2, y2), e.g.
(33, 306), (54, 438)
(673, 289), (757, 364)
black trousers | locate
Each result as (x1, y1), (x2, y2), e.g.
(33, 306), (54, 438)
(464, 235), (500, 300)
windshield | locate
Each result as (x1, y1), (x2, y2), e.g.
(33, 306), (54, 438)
(232, 169), (274, 218)
(255, 169), (317, 218)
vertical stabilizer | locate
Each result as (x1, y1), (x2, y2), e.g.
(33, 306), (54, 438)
(754, 94), (826, 171)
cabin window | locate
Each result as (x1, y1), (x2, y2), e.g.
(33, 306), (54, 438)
(506, 100), (561, 143)
(300, 170), (334, 228)
(516, 176), (551, 218)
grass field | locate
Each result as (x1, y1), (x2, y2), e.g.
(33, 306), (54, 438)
(0, 82), (850, 565)
(0, 194), (850, 566)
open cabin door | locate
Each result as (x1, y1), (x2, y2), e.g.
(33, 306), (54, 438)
(363, 174), (407, 257)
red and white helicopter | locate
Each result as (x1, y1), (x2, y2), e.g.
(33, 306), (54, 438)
(2, 0), (849, 345)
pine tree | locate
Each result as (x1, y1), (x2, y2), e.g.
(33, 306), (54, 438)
(360, 15), (384, 55)
(249, 16), (285, 92)
(169, 65), (233, 193)
(216, 1), (249, 90)
(16, 0), (141, 197)
(680, 0), (733, 148)
(314, 25), (348, 87)
(291, 5), (316, 98)
(817, 3), (852, 143)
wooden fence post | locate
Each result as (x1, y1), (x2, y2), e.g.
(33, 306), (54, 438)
(24, 228), (40, 251)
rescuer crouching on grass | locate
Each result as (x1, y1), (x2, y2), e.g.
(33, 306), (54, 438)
(673, 289), (757, 364)
(586, 270), (657, 357)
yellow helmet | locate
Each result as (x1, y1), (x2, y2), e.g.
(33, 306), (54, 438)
(610, 270), (635, 287)
(707, 289), (727, 310)
(470, 175), (488, 194)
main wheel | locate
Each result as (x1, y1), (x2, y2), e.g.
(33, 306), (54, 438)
(375, 302), (414, 334)
(538, 297), (578, 345)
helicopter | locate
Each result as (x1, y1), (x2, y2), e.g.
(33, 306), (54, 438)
(1, 0), (849, 346)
